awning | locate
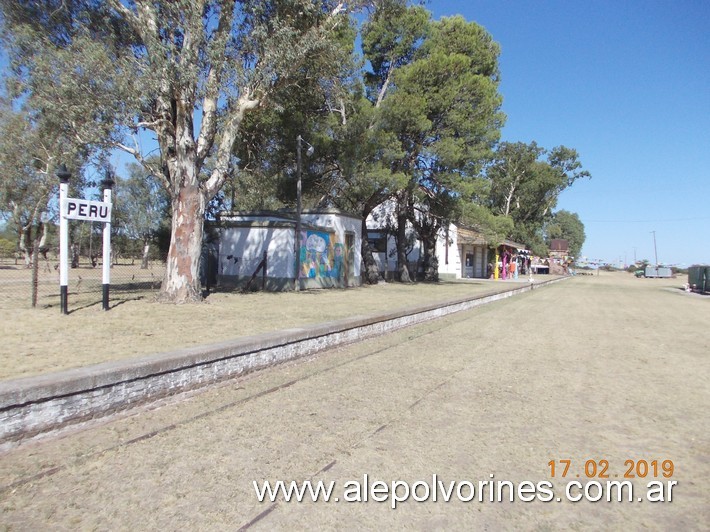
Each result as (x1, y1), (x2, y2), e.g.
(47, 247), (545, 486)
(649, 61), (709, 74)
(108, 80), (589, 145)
(499, 239), (527, 251)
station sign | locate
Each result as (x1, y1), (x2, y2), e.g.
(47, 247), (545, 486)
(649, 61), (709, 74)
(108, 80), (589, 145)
(62, 198), (112, 223)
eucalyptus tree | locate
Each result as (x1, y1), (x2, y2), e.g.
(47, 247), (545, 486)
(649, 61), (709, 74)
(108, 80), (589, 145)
(1, 0), (365, 302)
(487, 142), (590, 249)
(0, 101), (87, 266)
(487, 141), (545, 218)
(362, 0), (429, 108)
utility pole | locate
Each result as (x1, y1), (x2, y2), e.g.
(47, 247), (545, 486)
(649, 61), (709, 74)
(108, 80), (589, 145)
(295, 135), (302, 292)
(633, 246), (637, 264)
(294, 135), (314, 292)
(651, 231), (659, 275)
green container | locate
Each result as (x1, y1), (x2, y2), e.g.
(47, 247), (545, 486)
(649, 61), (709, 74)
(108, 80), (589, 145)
(705, 266), (710, 292)
(688, 266), (705, 291)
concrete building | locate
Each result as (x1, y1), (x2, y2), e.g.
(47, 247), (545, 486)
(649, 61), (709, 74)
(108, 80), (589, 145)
(209, 209), (361, 290)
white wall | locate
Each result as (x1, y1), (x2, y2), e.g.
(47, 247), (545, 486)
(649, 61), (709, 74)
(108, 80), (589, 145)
(366, 204), (494, 280)
(436, 223), (463, 278)
(216, 210), (361, 286)
(218, 224), (294, 279)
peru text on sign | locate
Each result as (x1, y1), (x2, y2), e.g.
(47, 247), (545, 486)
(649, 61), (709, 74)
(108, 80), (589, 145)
(62, 198), (112, 223)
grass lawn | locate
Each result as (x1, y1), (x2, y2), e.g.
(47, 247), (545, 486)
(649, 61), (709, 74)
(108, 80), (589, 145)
(0, 273), (537, 380)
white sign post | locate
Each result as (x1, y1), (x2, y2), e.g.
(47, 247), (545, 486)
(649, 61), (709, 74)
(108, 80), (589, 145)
(57, 165), (71, 314)
(101, 175), (114, 311)
(57, 166), (114, 314)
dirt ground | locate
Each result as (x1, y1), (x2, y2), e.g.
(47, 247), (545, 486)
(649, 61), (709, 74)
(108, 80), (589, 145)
(0, 275), (532, 380)
(0, 272), (708, 530)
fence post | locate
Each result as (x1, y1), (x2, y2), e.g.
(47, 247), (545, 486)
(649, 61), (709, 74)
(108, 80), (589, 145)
(31, 237), (39, 307)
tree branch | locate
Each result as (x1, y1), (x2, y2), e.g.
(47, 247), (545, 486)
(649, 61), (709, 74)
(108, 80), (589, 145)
(203, 90), (260, 200)
(196, 0), (236, 166)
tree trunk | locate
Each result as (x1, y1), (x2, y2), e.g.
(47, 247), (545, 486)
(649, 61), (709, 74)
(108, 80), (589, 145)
(360, 218), (380, 284)
(71, 243), (80, 268)
(19, 225), (32, 268)
(421, 231), (439, 282)
(415, 218), (441, 282)
(31, 237), (40, 307)
(160, 183), (206, 303)
(141, 240), (150, 270)
(396, 208), (411, 283)
(37, 222), (48, 253)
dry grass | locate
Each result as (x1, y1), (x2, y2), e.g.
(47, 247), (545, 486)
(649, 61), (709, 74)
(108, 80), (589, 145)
(0, 271), (707, 529)
(0, 272), (532, 380)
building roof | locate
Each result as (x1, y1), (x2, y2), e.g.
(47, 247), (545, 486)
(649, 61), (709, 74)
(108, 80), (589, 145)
(219, 208), (362, 222)
(500, 239), (527, 250)
(457, 226), (487, 246)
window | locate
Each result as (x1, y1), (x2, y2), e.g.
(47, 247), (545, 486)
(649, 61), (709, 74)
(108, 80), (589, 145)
(367, 231), (388, 253)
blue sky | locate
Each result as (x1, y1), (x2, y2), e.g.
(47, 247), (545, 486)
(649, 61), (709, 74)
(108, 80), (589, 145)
(429, 0), (710, 266)
(3, 2), (707, 265)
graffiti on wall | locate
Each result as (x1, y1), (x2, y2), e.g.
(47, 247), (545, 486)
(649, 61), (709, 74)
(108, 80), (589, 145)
(299, 230), (344, 280)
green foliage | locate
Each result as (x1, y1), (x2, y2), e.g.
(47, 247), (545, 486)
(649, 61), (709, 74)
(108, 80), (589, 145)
(227, 33), (364, 213)
(111, 162), (170, 253)
(385, 16), (504, 170)
(376, 13), (505, 279)
(459, 203), (513, 245)
(0, 236), (15, 257)
(0, 1), (592, 291)
(320, 92), (409, 214)
(361, 0), (430, 105)
(545, 209), (585, 258)
(487, 141), (590, 252)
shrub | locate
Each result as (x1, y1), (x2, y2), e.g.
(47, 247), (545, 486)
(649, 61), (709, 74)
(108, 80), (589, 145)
(0, 238), (16, 258)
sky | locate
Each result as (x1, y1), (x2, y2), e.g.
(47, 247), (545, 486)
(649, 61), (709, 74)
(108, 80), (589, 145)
(428, 0), (710, 266)
(2, 2), (707, 266)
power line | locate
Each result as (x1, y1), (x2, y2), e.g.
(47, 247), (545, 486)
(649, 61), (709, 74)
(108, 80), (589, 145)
(585, 216), (710, 223)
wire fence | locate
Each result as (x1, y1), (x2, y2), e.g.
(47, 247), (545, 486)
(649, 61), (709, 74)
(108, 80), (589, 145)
(0, 252), (166, 311)
(0, 234), (297, 310)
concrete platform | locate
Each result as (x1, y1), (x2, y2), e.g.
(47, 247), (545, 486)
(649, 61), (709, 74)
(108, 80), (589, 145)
(0, 277), (566, 448)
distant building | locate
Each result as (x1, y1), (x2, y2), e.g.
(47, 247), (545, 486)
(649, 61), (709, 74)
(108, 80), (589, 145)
(549, 239), (569, 260)
(366, 200), (527, 280)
